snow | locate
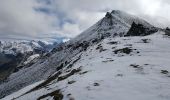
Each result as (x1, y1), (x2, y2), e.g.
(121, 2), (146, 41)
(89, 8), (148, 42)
(62, 38), (70, 43)
(58, 32), (170, 100)
(5, 31), (170, 100)
(24, 54), (40, 65)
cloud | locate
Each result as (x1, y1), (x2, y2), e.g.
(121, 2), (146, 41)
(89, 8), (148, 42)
(46, 0), (170, 34)
(0, 0), (170, 41)
(0, 0), (57, 41)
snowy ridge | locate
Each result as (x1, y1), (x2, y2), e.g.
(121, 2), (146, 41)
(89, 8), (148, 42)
(71, 10), (154, 43)
(1, 10), (170, 100)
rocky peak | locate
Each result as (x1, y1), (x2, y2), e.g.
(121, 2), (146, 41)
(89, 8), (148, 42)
(105, 12), (112, 19)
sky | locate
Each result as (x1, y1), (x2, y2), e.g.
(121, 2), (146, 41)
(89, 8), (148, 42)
(0, 0), (170, 41)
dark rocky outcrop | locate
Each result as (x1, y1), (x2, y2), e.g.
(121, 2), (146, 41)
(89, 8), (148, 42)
(72, 41), (90, 51)
(125, 22), (158, 36)
(113, 47), (133, 54)
(104, 12), (113, 26)
(105, 12), (112, 19)
(165, 27), (170, 36)
(0, 53), (24, 82)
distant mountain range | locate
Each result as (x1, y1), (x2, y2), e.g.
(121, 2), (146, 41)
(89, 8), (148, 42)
(0, 39), (67, 83)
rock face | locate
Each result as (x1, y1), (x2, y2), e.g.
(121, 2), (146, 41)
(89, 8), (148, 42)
(0, 41), (47, 82)
(125, 22), (158, 36)
(0, 53), (25, 81)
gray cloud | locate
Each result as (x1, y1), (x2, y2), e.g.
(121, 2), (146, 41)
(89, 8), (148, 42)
(49, 0), (170, 34)
(0, 0), (57, 41)
(0, 0), (170, 41)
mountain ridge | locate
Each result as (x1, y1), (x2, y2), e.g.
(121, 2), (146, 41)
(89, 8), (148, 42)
(1, 10), (170, 100)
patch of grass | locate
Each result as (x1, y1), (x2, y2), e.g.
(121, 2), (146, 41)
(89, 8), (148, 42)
(124, 44), (132, 47)
(161, 70), (169, 74)
(68, 80), (76, 84)
(96, 44), (102, 50)
(130, 64), (145, 74)
(141, 39), (151, 43)
(136, 51), (140, 53)
(67, 93), (71, 96)
(130, 64), (142, 69)
(57, 67), (81, 82)
(67, 56), (81, 69)
(102, 60), (114, 63)
(86, 86), (91, 91)
(116, 74), (123, 77)
(99, 48), (107, 52)
(96, 44), (107, 52)
(93, 83), (100, 86)
(79, 71), (89, 75)
(107, 41), (118, 45)
(37, 90), (63, 100)
(113, 47), (133, 54)
(25, 71), (62, 94)
(112, 47), (116, 49)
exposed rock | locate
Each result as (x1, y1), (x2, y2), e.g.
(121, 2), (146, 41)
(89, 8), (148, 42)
(37, 90), (63, 100)
(93, 82), (100, 86)
(125, 22), (158, 36)
(105, 12), (112, 19)
(113, 47), (133, 54)
(165, 27), (170, 36)
(161, 70), (169, 74)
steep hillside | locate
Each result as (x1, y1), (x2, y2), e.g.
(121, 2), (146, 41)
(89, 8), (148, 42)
(1, 10), (170, 100)
(5, 31), (170, 100)
(0, 40), (61, 89)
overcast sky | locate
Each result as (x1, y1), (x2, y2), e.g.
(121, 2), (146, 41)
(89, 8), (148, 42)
(0, 0), (170, 41)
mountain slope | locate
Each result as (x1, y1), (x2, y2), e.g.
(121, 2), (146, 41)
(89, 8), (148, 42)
(71, 10), (153, 43)
(4, 31), (170, 100)
(0, 40), (60, 82)
(1, 10), (170, 100)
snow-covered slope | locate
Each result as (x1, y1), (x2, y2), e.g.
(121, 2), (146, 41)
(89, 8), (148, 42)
(4, 31), (170, 100)
(0, 40), (66, 94)
(1, 10), (170, 100)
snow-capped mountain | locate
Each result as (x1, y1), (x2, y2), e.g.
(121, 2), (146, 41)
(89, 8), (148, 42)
(1, 10), (170, 100)
(0, 40), (64, 83)
(0, 40), (58, 55)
